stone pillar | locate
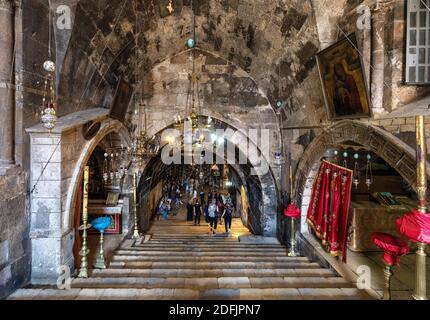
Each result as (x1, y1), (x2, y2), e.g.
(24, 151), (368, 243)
(0, 0), (15, 172)
(370, 3), (388, 115)
(28, 132), (74, 284)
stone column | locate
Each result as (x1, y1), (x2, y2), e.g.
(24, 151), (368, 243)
(370, 2), (389, 115)
(0, 0), (15, 172)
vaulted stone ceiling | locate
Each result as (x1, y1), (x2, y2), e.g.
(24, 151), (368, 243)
(58, 0), (320, 116)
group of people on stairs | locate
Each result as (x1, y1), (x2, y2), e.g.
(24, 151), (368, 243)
(186, 190), (235, 235)
(156, 181), (235, 235)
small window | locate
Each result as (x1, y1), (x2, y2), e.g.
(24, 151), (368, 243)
(406, 0), (430, 83)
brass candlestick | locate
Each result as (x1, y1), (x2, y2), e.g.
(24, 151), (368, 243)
(413, 115), (428, 300)
(288, 217), (298, 257)
(383, 264), (393, 300)
(78, 166), (91, 278)
(132, 172), (141, 239)
(94, 231), (106, 269)
(287, 162), (298, 257)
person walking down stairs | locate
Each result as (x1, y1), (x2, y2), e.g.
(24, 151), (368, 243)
(186, 200), (194, 222)
(208, 199), (219, 235)
(222, 202), (233, 234)
(194, 199), (202, 226)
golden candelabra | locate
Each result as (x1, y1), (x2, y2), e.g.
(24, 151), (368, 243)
(383, 264), (393, 300)
(78, 166), (91, 278)
(94, 231), (106, 269)
(413, 115), (428, 300)
(132, 172), (141, 239)
(288, 217), (298, 257)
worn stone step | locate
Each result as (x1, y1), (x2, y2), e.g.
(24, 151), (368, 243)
(90, 268), (336, 278)
(145, 240), (241, 245)
(114, 250), (290, 257)
(8, 287), (371, 300)
(111, 255), (305, 263)
(108, 261), (321, 269)
(133, 244), (286, 249)
(71, 276), (354, 290)
(149, 234), (235, 238)
(149, 234), (238, 238)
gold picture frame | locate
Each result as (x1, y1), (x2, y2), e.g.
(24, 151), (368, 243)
(316, 33), (372, 120)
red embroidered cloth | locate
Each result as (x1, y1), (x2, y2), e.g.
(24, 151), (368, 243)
(284, 204), (301, 218)
(306, 161), (353, 262)
(396, 209), (430, 244)
(371, 232), (409, 266)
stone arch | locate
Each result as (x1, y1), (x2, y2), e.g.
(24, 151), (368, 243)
(136, 116), (280, 237)
(293, 120), (422, 232)
(138, 48), (282, 190)
(64, 118), (131, 231)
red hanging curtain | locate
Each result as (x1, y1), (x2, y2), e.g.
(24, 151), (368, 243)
(306, 161), (353, 262)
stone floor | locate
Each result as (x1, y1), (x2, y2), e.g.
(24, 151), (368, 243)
(8, 204), (373, 300)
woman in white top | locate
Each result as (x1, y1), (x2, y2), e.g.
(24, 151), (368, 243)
(208, 199), (219, 234)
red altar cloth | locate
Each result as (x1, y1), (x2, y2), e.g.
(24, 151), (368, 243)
(306, 161), (353, 262)
(396, 209), (430, 244)
(371, 232), (409, 266)
(284, 204), (301, 219)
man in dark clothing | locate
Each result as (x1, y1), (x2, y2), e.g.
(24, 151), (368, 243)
(222, 203), (233, 233)
(194, 199), (202, 225)
(200, 191), (205, 205)
(186, 200), (194, 222)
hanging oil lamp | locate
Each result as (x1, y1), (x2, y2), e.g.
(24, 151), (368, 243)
(40, 62), (58, 133)
(353, 153), (360, 189)
(333, 150), (339, 164)
(365, 153), (373, 189)
(40, 5), (58, 133)
(103, 152), (109, 184)
(343, 151), (348, 168)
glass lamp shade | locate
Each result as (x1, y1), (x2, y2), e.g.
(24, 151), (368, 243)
(43, 60), (56, 72)
(41, 105), (57, 131)
(187, 38), (195, 48)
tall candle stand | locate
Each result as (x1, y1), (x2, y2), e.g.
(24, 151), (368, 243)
(78, 166), (91, 278)
(413, 115), (428, 301)
(132, 172), (141, 240)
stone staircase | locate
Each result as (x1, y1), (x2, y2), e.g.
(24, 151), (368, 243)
(8, 233), (372, 300)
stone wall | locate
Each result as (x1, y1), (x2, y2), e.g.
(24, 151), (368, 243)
(57, 0), (320, 117)
(283, 0), (430, 210)
(26, 109), (130, 284)
(0, 166), (30, 299)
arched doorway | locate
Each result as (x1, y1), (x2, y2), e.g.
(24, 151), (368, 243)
(293, 120), (427, 298)
(135, 116), (281, 238)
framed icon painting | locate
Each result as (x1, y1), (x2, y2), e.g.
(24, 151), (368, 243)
(316, 33), (372, 120)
